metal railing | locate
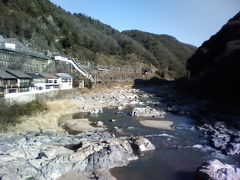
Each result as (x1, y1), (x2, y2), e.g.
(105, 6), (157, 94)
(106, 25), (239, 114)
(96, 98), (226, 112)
(54, 56), (93, 81)
(0, 38), (51, 60)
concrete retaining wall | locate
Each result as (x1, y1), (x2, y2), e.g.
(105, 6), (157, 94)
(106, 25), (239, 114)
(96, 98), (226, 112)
(4, 90), (59, 104)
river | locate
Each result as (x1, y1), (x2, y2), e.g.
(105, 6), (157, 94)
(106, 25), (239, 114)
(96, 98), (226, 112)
(66, 84), (239, 180)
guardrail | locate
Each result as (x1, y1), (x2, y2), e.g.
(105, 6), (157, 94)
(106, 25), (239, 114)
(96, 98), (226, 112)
(0, 43), (50, 60)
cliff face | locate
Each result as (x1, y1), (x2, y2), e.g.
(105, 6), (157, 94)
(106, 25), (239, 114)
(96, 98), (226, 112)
(187, 12), (240, 77)
(186, 12), (240, 103)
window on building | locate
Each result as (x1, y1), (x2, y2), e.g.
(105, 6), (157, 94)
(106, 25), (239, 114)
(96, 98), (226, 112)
(62, 79), (68, 83)
(3, 80), (8, 85)
(10, 79), (17, 85)
(9, 89), (17, 93)
(20, 87), (29, 92)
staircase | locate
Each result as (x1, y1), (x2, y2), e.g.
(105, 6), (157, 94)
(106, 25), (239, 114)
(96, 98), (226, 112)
(54, 56), (93, 81)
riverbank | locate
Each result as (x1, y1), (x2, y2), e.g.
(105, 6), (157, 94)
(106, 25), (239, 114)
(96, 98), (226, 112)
(4, 81), (174, 134)
(0, 82), (158, 179)
(1, 81), (240, 180)
(0, 84), (158, 180)
(5, 82), (136, 133)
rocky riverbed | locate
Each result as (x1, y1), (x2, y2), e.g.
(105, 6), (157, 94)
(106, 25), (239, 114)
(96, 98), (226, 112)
(196, 159), (240, 180)
(0, 130), (155, 180)
(1, 82), (240, 180)
(0, 85), (158, 180)
(132, 79), (240, 180)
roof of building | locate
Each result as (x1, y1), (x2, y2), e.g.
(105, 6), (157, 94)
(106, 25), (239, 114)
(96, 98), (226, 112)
(39, 73), (58, 79)
(6, 69), (31, 79)
(26, 73), (45, 79)
(55, 73), (73, 79)
(0, 70), (17, 79)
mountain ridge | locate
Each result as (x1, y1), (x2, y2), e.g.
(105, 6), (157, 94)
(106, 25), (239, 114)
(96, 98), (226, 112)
(0, 0), (196, 78)
(186, 11), (240, 104)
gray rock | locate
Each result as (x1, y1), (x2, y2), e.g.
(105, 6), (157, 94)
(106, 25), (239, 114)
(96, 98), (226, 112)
(93, 170), (117, 180)
(113, 126), (123, 132)
(89, 108), (103, 114)
(0, 169), (20, 180)
(233, 136), (240, 143)
(131, 106), (166, 117)
(71, 138), (137, 172)
(0, 131), (154, 180)
(198, 123), (240, 154)
(225, 143), (240, 155)
(117, 106), (124, 110)
(1, 174), (19, 180)
(196, 159), (240, 180)
(130, 137), (155, 153)
(210, 134), (230, 150)
(166, 105), (181, 113)
(95, 121), (104, 127)
(58, 170), (116, 180)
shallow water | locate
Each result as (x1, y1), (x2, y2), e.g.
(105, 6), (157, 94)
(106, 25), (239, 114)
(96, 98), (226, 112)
(63, 90), (239, 180)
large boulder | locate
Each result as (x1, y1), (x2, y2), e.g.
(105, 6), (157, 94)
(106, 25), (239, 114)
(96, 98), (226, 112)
(70, 138), (138, 172)
(198, 122), (240, 155)
(0, 131), (155, 180)
(225, 143), (240, 155)
(196, 159), (240, 180)
(89, 107), (103, 114)
(130, 137), (155, 153)
(131, 106), (166, 117)
(210, 133), (231, 150)
(0, 169), (20, 180)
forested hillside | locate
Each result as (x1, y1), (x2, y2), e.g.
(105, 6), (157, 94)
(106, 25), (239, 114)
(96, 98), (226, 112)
(0, 0), (196, 78)
(186, 11), (240, 104)
(124, 30), (195, 78)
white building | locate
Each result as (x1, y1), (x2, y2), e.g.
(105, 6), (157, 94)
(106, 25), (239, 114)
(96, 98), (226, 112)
(26, 73), (46, 92)
(55, 73), (73, 90)
(39, 73), (60, 90)
(6, 69), (32, 93)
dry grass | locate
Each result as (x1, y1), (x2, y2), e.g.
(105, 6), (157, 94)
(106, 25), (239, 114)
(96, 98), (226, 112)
(6, 100), (78, 133)
(0, 100), (48, 133)
(3, 81), (133, 133)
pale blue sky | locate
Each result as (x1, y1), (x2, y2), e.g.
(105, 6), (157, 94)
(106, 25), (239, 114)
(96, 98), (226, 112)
(49, 0), (239, 47)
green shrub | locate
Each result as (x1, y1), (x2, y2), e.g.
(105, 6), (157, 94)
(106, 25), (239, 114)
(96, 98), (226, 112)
(85, 79), (93, 89)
